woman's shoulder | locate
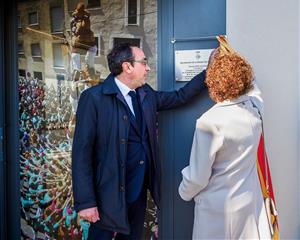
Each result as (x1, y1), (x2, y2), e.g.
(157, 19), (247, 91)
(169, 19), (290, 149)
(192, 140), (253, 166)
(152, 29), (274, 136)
(198, 104), (222, 121)
(195, 105), (223, 132)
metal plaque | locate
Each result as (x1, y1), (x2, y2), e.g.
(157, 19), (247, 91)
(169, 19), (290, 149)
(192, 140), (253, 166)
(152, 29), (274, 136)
(175, 49), (214, 81)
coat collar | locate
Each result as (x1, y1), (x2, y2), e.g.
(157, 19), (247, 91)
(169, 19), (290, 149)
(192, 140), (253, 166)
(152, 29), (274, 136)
(102, 73), (148, 103)
(102, 74), (120, 95)
(215, 95), (250, 107)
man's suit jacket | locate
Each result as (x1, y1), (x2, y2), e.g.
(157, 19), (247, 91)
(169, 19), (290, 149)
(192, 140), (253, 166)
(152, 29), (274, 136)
(72, 71), (206, 234)
(179, 82), (266, 239)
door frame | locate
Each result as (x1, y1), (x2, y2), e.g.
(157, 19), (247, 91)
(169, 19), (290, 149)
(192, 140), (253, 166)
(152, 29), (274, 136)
(0, 0), (20, 239)
(157, 0), (176, 238)
(0, 2), (6, 239)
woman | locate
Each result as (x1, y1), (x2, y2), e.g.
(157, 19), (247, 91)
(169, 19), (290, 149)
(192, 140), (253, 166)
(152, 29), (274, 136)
(178, 48), (268, 239)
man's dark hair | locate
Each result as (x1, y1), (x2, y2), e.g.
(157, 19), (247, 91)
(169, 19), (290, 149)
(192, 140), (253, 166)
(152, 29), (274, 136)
(107, 43), (135, 76)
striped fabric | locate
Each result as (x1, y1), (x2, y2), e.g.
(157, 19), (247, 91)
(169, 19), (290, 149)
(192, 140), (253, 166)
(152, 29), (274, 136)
(257, 134), (280, 240)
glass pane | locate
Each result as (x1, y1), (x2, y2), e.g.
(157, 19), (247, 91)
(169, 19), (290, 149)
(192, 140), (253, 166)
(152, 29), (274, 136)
(52, 43), (64, 68)
(18, 15), (22, 29)
(128, 0), (137, 24)
(18, 42), (24, 55)
(31, 43), (41, 57)
(113, 37), (140, 47)
(28, 12), (38, 25)
(50, 7), (64, 33)
(33, 71), (43, 80)
(18, 1), (158, 239)
(19, 69), (26, 78)
(87, 0), (101, 9)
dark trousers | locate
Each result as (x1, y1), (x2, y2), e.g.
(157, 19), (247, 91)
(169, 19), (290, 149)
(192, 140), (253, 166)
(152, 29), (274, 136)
(88, 187), (147, 240)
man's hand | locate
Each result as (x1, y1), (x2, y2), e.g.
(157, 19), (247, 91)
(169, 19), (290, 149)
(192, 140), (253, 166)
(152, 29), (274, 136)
(78, 207), (100, 223)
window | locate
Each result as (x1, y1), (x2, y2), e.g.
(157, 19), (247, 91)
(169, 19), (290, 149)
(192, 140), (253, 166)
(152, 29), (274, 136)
(56, 74), (65, 81)
(31, 43), (42, 58)
(19, 69), (26, 78)
(95, 36), (101, 56)
(18, 42), (25, 56)
(126, 0), (140, 25)
(57, 74), (65, 106)
(17, 0), (158, 239)
(50, 7), (64, 33)
(28, 11), (38, 25)
(33, 71), (43, 80)
(113, 38), (140, 48)
(52, 43), (64, 68)
(87, 0), (101, 9)
(18, 15), (22, 29)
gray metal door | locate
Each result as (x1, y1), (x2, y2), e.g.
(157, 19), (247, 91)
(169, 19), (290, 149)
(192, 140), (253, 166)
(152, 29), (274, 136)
(158, 0), (226, 239)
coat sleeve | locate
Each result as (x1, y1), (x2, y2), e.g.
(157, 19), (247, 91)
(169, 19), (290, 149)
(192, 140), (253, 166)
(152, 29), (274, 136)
(247, 80), (264, 116)
(72, 89), (98, 211)
(155, 70), (207, 111)
(178, 117), (224, 201)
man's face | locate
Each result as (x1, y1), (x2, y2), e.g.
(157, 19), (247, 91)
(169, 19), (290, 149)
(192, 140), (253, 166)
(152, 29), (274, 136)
(129, 47), (151, 88)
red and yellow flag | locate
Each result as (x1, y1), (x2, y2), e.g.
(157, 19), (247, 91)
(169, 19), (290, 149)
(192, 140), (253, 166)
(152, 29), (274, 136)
(257, 134), (280, 240)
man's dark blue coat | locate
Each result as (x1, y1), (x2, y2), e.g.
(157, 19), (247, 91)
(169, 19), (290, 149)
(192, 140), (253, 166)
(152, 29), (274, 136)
(72, 71), (206, 234)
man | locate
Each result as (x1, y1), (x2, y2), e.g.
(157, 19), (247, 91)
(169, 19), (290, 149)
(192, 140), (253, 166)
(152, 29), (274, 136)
(72, 43), (206, 240)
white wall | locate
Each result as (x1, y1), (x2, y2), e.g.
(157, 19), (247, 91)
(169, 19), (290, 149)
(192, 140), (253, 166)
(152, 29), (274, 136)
(227, 0), (300, 238)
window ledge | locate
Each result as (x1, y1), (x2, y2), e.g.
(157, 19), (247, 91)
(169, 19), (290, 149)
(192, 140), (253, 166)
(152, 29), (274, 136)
(86, 6), (102, 10)
(53, 66), (66, 70)
(32, 56), (43, 62)
(127, 23), (140, 27)
(51, 31), (64, 34)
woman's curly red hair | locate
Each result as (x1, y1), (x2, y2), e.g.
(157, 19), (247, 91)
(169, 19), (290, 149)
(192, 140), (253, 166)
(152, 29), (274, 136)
(206, 51), (253, 102)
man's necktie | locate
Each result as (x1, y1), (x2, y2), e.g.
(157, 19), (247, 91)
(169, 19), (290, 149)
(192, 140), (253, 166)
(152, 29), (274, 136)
(128, 90), (142, 128)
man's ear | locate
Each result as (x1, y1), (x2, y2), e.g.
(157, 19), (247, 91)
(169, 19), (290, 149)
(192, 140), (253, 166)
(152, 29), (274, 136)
(122, 62), (133, 74)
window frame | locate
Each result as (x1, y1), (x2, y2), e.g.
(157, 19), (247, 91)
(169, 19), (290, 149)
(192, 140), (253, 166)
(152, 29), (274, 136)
(33, 71), (43, 81)
(50, 6), (64, 34)
(18, 69), (26, 78)
(111, 36), (142, 49)
(30, 43), (42, 58)
(17, 14), (22, 29)
(52, 42), (65, 69)
(28, 11), (39, 26)
(94, 34), (101, 56)
(18, 41), (25, 56)
(125, 0), (140, 26)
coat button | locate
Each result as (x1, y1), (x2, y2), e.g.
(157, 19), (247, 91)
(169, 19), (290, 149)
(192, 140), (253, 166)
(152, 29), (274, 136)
(120, 139), (127, 144)
(120, 185), (125, 192)
(123, 115), (128, 121)
(139, 160), (144, 165)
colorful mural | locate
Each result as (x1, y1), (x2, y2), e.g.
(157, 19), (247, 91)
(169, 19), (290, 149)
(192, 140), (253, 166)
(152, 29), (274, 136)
(18, 1), (158, 239)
